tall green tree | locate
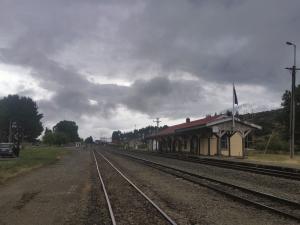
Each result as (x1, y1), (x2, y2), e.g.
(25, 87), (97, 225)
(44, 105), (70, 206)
(42, 127), (70, 146)
(0, 95), (43, 142)
(42, 127), (54, 144)
(52, 132), (69, 145)
(53, 120), (80, 142)
(281, 84), (300, 144)
(112, 130), (122, 143)
(84, 136), (94, 144)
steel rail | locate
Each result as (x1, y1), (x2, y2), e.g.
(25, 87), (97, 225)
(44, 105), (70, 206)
(111, 150), (300, 222)
(92, 150), (117, 225)
(133, 151), (300, 180)
(175, 156), (300, 180)
(94, 150), (177, 225)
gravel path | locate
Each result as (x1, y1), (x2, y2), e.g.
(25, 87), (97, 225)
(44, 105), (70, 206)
(100, 147), (299, 225)
(0, 149), (91, 225)
(115, 149), (300, 203)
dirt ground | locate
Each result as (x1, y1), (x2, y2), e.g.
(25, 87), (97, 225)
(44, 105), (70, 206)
(0, 149), (92, 225)
(1, 147), (299, 225)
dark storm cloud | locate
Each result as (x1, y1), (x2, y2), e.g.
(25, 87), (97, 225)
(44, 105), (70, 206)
(118, 0), (300, 89)
(0, 0), (132, 120)
(0, 0), (299, 137)
(124, 77), (207, 118)
(38, 82), (130, 123)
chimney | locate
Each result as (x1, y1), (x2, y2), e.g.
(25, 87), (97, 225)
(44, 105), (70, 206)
(186, 117), (190, 123)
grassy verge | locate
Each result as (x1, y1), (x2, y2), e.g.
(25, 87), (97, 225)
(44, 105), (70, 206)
(0, 146), (69, 184)
(247, 151), (300, 167)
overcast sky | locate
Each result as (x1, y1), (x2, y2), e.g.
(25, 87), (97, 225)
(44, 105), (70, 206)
(0, 0), (299, 139)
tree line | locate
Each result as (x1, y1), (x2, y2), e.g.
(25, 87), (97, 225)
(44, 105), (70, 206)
(0, 95), (43, 142)
(112, 125), (168, 143)
(1, 83), (299, 151)
(0, 94), (82, 146)
(238, 85), (300, 150)
(42, 120), (81, 145)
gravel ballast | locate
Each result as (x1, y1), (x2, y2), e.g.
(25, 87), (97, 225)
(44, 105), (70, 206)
(100, 147), (299, 225)
(94, 150), (171, 225)
(116, 149), (300, 203)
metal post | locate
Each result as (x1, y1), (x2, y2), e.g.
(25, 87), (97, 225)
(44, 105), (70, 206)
(232, 83), (235, 129)
(153, 118), (161, 151)
(291, 66), (296, 158)
(208, 137), (211, 156)
(217, 136), (221, 156)
(286, 42), (298, 159)
(242, 137), (245, 158)
(228, 135), (231, 157)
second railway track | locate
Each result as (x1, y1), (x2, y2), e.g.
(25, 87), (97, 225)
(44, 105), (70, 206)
(92, 150), (177, 225)
(147, 152), (300, 181)
(110, 150), (300, 223)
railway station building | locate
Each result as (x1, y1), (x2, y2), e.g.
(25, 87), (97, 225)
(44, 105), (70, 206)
(147, 115), (261, 158)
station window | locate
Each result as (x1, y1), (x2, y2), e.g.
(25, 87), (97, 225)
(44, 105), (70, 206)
(221, 135), (228, 149)
(184, 140), (187, 149)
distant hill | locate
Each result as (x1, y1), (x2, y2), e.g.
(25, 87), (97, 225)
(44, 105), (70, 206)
(238, 108), (293, 151)
(239, 108), (285, 136)
(111, 108), (295, 151)
(112, 109), (285, 143)
(220, 103), (280, 116)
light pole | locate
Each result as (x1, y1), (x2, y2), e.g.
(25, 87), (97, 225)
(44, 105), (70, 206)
(286, 41), (299, 159)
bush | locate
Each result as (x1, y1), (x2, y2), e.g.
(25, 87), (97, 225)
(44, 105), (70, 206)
(42, 131), (68, 146)
(254, 133), (289, 153)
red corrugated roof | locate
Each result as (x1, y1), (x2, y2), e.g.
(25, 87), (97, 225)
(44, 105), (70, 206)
(153, 115), (225, 137)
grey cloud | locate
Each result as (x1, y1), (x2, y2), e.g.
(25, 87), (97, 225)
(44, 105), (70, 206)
(0, 0), (299, 137)
(118, 0), (300, 88)
(0, 0), (129, 121)
(123, 77), (210, 118)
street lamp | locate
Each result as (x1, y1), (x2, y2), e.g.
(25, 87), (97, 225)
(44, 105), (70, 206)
(285, 41), (299, 159)
(286, 42), (296, 66)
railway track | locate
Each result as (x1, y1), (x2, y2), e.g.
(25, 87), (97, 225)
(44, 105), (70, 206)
(92, 150), (177, 225)
(130, 151), (300, 181)
(110, 150), (300, 223)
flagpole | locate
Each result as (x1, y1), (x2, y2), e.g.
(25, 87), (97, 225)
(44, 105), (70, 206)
(232, 83), (235, 129)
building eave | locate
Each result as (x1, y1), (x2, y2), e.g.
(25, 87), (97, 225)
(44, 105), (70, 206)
(206, 117), (262, 130)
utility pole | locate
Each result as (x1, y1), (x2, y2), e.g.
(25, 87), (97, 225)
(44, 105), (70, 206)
(286, 41), (299, 159)
(153, 118), (161, 128)
(153, 118), (161, 151)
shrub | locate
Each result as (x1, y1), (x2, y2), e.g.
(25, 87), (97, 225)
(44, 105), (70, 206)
(254, 133), (289, 153)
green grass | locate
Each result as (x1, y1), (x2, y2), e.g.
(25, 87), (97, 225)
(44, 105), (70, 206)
(0, 146), (69, 184)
